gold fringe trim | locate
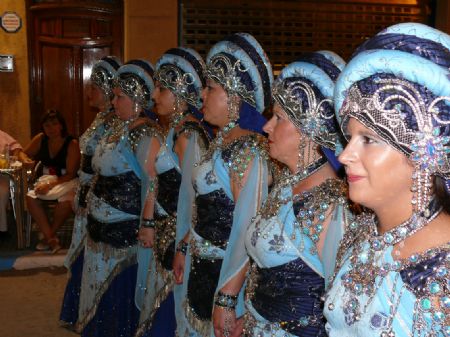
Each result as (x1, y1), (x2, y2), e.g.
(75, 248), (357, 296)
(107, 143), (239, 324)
(183, 298), (211, 336)
(58, 319), (77, 331)
(65, 206), (88, 267)
(134, 261), (174, 337)
(74, 252), (137, 333)
(66, 232), (87, 268)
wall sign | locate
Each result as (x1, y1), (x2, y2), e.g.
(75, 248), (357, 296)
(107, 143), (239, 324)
(0, 55), (14, 72)
(1, 11), (22, 33)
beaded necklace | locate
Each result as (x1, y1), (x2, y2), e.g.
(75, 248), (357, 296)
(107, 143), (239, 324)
(245, 169), (347, 335)
(197, 125), (267, 186)
(328, 200), (442, 295)
(257, 157), (326, 220)
(324, 199), (448, 337)
(253, 157), (346, 255)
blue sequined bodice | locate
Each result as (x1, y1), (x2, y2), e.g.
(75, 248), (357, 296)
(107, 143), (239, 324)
(324, 240), (449, 337)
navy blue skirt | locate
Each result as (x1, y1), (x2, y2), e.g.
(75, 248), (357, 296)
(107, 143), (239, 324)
(141, 292), (176, 337)
(60, 249), (84, 327)
(81, 263), (140, 337)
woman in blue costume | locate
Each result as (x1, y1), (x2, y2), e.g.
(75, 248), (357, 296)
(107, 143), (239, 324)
(241, 51), (351, 337)
(76, 59), (158, 337)
(60, 55), (122, 329)
(174, 33), (273, 337)
(323, 22), (450, 337)
(134, 47), (211, 337)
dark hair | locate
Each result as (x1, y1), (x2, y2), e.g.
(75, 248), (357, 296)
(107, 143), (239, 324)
(435, 176), (450, 215)
(40, 109), (68, 137)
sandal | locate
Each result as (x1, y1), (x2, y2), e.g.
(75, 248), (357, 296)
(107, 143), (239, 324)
(48, 237), (62, 254)
(36, 239), (50, 251)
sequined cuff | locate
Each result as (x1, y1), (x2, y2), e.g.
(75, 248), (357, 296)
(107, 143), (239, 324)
(141, 218), (156, 229)
(214, 291), (238, 310)
(176, 240), (188, 255)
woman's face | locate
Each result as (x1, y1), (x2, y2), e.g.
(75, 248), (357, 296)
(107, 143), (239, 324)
(339, 118), (414, 211)
(112, 87), (138, 121)
(151, 81), (177, 117)
(87, 83), (107, 109)
(263, 103), (301, 172)
(42, 118), (63, 139)
(201, 79), (230, 128)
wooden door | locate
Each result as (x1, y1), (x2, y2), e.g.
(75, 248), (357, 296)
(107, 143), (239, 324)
(27, 0), (123, 137)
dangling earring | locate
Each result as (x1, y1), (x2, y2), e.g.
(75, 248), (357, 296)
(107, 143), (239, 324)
(171, 95), (185, 127)
(132, 101), (140, 119)
(411, 167), (433, 217)
(223, 95), (239, 134)
(296, 135), (307, 174)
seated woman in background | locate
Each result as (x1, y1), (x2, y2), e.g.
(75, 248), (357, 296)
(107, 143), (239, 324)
(25, 109), (80, 253)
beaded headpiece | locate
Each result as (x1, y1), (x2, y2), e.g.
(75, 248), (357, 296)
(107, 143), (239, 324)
(273, 51), (345, 150)
(115, 59), (155, 110)
(206, 33), (274, 114)
(155, 47), (206, 110)
(335, 23), (450, 212)
(90, 56), (122, 100)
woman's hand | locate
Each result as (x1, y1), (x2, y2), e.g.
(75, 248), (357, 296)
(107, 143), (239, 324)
(34, 181), (53, 195)
(172, 251), (186, 284)
(231, 317), (244, 337)
(138, 227), (154, 248)
(213, 306), (236, 337)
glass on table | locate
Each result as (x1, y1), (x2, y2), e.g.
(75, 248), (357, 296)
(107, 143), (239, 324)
(9, 155), (22, 168)
(0, 153), (8, 169)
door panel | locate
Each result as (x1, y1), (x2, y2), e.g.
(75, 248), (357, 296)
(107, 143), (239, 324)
(41, 44), (75, 129)
(27, 0), (123, 137)
(81, 47), (112, 131)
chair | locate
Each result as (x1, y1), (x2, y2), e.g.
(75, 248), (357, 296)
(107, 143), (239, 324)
(25, 161), (75, 248)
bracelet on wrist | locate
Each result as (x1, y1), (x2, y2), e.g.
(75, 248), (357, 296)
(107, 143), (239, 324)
(141, 218), (156, 229)
(176, 240), (188, 255)
(214, 291), (238, 310)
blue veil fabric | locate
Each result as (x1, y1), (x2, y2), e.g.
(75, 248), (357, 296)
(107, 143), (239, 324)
(213, 154), (268, 322)
(238, 100), (267, 135)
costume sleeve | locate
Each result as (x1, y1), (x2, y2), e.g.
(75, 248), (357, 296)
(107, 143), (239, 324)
(322, 204), (350, 287)
(130, 125), (159, 311)
(175, 132), (200, 244)
(215, 153), (268, 318)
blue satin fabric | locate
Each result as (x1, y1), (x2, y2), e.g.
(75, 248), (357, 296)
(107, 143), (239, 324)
(81, 263), (140, 337)
(252, 258), (326, 337)
(244, 182), (349, 337)
(321, 147), (342, 173)
(137, 121), (208, 337)
(81, 154), (94, 174)
(324, 244), (449, 337)
(177, 134), (268, 337)
(223, 34), (272, 108)
(186, 189), (234, 320)
(194, 190), (234, 248)
(142, 293), (176, 337)
(297, 52), (341, 81)
(238, 100), (267, 134)
(156, 168), (181, 216)
(354, 33), (450, 69)
(79, 122), (153, 337)
(62, 110), (113, 329)
(135, 127), (178, 337)
(65, 110), (112, 269)
(93, 171), (142, 215)
(60, 249), (84, 327)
